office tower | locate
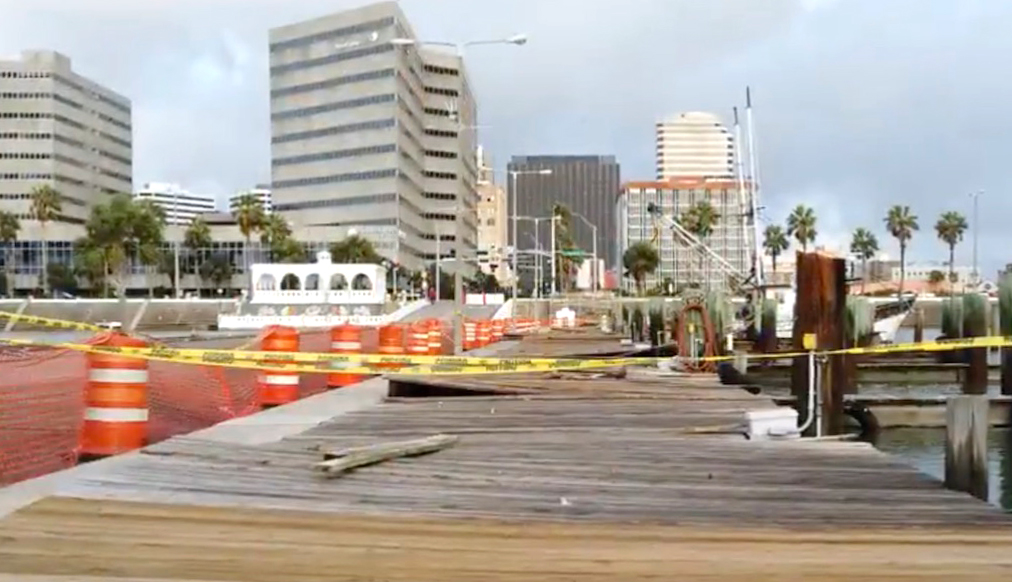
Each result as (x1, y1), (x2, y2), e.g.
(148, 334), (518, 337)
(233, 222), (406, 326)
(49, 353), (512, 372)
(0, 50), (132, 239)
(229, 185), (273, 215)
(655, 112), (734, 180)
(617, 177), (753, 291)
(475, 146), (507, 278)
(134, 182), (216, 225)
(507, 155), (619, 291)
(268, 1), (478, 273)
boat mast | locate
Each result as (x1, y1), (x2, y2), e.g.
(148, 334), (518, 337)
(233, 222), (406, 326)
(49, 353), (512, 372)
(733, 106), (749, 283)
(745, 86), (763, 289)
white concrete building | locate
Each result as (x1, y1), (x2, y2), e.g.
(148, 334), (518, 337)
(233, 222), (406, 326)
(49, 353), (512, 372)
(893, 263), (975, 284)
(229, 185), (272, 214)
(655, 112), (735, 180)
(134, 182), (216, 225)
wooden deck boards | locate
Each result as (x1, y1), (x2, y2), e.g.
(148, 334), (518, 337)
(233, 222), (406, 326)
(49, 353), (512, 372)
(1, 330), (1011, 580)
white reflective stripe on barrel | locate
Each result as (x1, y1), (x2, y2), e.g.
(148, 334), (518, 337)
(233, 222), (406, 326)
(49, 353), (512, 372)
(84, 407), (149, 422)
(88, 369), (149, 383)
(331, 341), (362, 350)
(260, 374), (300, 385)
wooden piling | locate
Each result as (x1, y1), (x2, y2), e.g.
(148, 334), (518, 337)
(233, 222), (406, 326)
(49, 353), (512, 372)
(945, 395), (989, 502)
(962, 294), (988, 395)
(1000, 274), (1012, 396)
(758, 298), (778, 354)
(913, 308), (924, 344)
(791, 252), (847, 436)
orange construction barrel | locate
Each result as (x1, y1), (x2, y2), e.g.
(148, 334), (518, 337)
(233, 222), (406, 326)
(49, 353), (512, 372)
(426, 319), (443, 355)
(477, 320), (492, 348)
(491, 319), (505, 342)
(80, 333), (149, 460)
(327, 324), (363, 389)
(463, 320), (477, 351)
(258, 325), (300, 409)
(377, 324), (405, 371)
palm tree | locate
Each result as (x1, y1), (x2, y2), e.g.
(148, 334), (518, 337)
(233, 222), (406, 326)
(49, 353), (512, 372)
(0, 211), (20, 296)
(623, 241), (660, 295)
(885, 205), (919, 296)
(184, 217), (212, 296)
(232, 193), (266, 290)
(849, 227), (879, 294)
(681, 201), (720, 287)
(762, 224), (790, 274)
(329, 234), (382, 263)
(934, 211), (968, 287)
(30, 184), (63, 297)
(552, 203), (579, 292)
(786, 205), (817, 251)
(260, 213), (292, 262)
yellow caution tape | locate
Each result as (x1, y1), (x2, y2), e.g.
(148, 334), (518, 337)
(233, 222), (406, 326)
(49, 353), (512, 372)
(0, 310), (107, 332)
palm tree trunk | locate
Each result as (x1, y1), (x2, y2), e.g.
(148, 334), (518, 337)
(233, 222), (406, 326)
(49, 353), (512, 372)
(244, 235), (252, 294)
(948, 244), (955, 293)
(899, 243), (906, 297)
(861, 258), (867, 294)
(40, 222), (48, 297)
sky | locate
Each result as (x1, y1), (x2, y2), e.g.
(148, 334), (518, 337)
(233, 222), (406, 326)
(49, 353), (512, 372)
(1, 0), (1009, 276)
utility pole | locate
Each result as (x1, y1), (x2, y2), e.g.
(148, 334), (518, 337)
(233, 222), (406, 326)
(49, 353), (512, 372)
(550, 215), (557, 296)
(173, 189), (181, 298)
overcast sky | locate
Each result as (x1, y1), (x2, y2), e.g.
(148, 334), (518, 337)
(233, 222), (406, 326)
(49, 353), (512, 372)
(2, 0), (1008, 275)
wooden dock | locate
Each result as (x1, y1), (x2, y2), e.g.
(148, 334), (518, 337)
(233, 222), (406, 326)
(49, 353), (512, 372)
(2, 329), (1012, 580)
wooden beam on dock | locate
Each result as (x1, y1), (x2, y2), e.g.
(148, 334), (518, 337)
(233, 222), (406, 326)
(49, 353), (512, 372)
(791, 252), (847, 435)
(945, 395), (989, 501)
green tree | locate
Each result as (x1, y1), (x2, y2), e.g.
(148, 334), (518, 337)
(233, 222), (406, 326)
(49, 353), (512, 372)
(762, 224), (790, 274)
(329, 234), (382, 264)
(552, 203), (581, 292)
(232, 193), (266, 289)
(884, 205), (919, 296)
(786, 204), (817, 251)
(134, 200), (167, 296)
(259, 213), (292, 261)
(272, 237), (306, 264)
(0, 211), (20, 296)
(74, 239), (109, 296)
(184, 216), (213, 295)
(77, 194), (166, 298)
(199, 253), (233, 293)
(934, 210), (968, 287)
(928, 269), (946, 285)
(849, 227), (879, 294)
(623, 241), (660, 295)
(30, 184), (63, 297)
(46, 263), (77, 295)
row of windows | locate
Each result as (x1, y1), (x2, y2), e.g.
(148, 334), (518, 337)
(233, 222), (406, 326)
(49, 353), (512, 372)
(1, 212), (83, 224)
(100, 131), (131, 149)
(272, 143), (396, 166)
(269, 16), (395, 52)
(100, 168), (131, 183)
(270, 43), (394, 75)
(424, 107), (451, 118)
(0, 132), (129, 166)
(98, 149), (131, 166)
(425, 149), (457, 159)
(271, 68), (394, 98)
(423, 192), (456, 201)
(54, 134), (85, 148)
(0, 132), (50, 140)
(0, 192), (87, 206)
(0, 91), (50, 99)
(53, 153), (87, 169)
(53, 74), (131, 115)
(271, 117), (395, 144)
(96, 111), (130, 131)
(423, 212), (456, 221)
(424, 170), (457, 181)
(272, 192), (397, 212)
(273, 168), (397, 190)
(423, 64), (459, 77)
(425, 128), (457, 139)
(0, 92), (130, 130)
(271, 93), (395, 120)
(0, 152), (51, 160)
(424, 85), (458, 97)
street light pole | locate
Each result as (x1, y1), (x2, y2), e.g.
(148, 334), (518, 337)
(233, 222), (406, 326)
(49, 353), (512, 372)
(173, 190), (181, 298)
(508, 169), (552, 300)
(572, 212), (599, 292)
(971, 190), (982, 286)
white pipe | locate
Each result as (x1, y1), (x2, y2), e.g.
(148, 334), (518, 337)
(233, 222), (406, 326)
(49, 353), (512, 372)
(796, 350), (817, 434)
(733, 107), (748, 280)
(745, 87), (763, 288)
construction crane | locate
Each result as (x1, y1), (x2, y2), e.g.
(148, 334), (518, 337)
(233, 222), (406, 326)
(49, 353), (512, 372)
(645, 202), (758, 294)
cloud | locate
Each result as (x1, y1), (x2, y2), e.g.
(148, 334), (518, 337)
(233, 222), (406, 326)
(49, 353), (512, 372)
(0, 0), (1007, 275)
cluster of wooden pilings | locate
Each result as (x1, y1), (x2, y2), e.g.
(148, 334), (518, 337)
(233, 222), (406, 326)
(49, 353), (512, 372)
(788, 253), (1012, 501)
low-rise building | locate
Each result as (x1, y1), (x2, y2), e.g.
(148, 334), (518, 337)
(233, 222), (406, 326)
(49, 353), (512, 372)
(134, 182), (216, 225)
(229, 185), (272, 214)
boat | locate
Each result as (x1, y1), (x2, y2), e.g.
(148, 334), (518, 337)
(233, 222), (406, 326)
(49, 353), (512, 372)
(764, 285), (916, 343)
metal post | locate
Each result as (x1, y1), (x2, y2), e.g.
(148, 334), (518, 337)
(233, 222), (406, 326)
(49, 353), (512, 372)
(435, 227), (440, 300)
(173, 191), (180, 298)
(972, 190), (981, 286)
(533, 219), (540, 299)
(550, 215), (557, 296)
(510, 171), (518, 300)
(591, 224), (598, 292)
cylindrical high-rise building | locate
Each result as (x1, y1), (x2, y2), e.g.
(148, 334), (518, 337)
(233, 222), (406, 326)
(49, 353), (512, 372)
(655, 112), (735, 180)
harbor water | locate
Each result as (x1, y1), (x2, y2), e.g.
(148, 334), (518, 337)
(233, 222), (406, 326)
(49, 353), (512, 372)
(869, 326), (1011, 510)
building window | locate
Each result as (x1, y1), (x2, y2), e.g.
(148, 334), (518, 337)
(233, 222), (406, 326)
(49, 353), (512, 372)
(271, 68), (395, 98)
(272, 93), (395, 120)
(423, 171), (457, 181)
(424, 149), (457, 159)
(424, 85), (458, 97)
(269, 17), (395, 52)
(269, 43), (395, 75)
(424, 128), (457, 139)
(422, 64), (459, 77)
(272, 118), (395, 144)
(486, 218), (495, 226)
(273, 192), (397, 211)
(272, 143), (396, 166)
